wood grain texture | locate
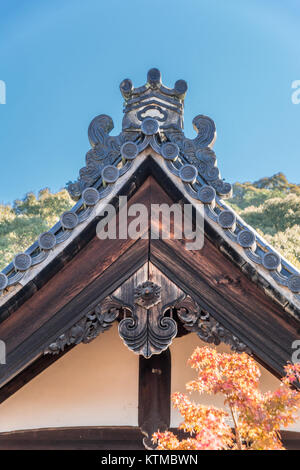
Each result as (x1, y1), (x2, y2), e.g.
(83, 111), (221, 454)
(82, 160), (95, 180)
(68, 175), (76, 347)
(138, 349), (171, 449)
(150, 237), (299, 376)
(114, 264), (180, 358)
(0, 426), (298, 450)
(0, 426), (145, 450)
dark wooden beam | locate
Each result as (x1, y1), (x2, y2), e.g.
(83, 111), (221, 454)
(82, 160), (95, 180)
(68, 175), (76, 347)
(0, 426), (145, 450)
(0, 426), (298, 450)
(138, 349), (171, 449)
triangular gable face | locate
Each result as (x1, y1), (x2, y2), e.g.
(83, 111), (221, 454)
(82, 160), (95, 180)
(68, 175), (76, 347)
(0, 69), (300, 411)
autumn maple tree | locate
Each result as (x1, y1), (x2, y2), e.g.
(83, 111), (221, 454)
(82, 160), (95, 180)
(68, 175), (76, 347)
(153, 347), (300, 450)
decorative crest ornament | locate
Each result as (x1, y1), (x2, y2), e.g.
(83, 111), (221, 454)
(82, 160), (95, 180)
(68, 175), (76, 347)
(66, 68), (231, 203)
(134, 281), (161, 309)
(114, 266), (178, 358)
(120, 68), (187, 132)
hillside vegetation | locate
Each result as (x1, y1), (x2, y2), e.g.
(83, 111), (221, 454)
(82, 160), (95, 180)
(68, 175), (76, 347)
(228, 173), (300, 269)
(0, 189), (72, 269)
(0, 172), (299, 271)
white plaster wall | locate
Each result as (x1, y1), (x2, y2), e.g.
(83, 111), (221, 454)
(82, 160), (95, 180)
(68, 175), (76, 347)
(1, 328), (299, 434)
(170, 333), (300, 432)
(0, 324), (139, 432)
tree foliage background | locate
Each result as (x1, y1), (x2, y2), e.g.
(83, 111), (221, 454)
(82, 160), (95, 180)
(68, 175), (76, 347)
(0, 188), (72, 269)
(0, 172), (299, 271)
(229, 173), (300, 269)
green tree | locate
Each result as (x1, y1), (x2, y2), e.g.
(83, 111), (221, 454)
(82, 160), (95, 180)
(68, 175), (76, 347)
(228, 174), (300, 269)
(0, 189), (72, 270)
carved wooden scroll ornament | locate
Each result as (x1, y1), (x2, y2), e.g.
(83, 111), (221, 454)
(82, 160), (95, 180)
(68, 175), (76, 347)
(44, 264), (251, 357)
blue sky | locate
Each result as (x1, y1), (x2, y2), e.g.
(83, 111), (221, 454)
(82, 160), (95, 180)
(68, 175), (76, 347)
(0, 0), (299, 203)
